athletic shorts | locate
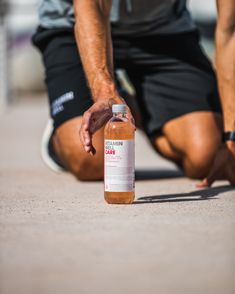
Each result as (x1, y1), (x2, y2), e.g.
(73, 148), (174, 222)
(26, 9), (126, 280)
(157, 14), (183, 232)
(33, 28), (221, 137)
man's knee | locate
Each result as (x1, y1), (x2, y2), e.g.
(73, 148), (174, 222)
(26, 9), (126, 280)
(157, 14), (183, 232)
(70, 153), (104, 181)
(184, 138), (220, 179)
(59, 144), (104, 181)
(161, 112), (223, 179)
(53, 117), (104, 181)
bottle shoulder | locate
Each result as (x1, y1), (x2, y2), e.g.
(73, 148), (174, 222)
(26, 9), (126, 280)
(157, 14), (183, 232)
(109, 116), (129, 123)
(104, 116), (135, 140)
(105, 116), (135, 129)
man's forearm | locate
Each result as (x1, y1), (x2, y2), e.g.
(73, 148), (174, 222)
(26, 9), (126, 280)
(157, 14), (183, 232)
(216, 0), (235, 131)
(73, 0), (118, 101)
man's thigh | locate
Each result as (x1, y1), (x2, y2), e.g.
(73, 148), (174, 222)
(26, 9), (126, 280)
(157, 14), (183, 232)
(162, 111), (223, 156)
(34, 29), (93, 130)
(114, 32), (222, 138)
(34, 29), (104, 179)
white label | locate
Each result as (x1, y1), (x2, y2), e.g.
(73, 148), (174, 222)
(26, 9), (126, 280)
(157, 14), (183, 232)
(105, 140), (135, 192)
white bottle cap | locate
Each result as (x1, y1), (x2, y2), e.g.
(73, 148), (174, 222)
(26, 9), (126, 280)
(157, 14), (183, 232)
(112, 104), (127, 113)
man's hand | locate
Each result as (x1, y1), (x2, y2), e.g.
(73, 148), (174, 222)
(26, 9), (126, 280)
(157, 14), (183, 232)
(74, 1), (135, 155)
(202, 0), (235, 188)
(79, 97), (135, 155)
(197, 142), (235, 188)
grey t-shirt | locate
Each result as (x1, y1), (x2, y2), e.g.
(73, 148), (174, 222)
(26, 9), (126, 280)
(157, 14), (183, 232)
(38, 0), (196, 36)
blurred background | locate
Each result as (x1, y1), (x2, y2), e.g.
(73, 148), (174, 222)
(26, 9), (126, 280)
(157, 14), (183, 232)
(0, 0), (217, 111)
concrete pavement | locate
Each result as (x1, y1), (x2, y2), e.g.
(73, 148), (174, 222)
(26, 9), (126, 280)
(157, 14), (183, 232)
(0, 96), (235, 294)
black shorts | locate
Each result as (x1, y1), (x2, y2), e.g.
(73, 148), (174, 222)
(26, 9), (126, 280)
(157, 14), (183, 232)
(33, 28), (221, 137)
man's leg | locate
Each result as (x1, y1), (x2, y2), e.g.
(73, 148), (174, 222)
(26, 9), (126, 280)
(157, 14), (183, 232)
(52, 117), (104, 181)
(152, 111), (223, 179)
(120, 32), (223, 180)
(53, 109), (223, 181)
(33, 30), (105, 181)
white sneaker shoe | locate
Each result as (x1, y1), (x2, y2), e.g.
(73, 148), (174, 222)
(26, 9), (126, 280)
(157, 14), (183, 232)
(41, 119), (66, 172)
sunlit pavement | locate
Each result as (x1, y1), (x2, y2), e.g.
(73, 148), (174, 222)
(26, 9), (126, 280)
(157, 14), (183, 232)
(0, 96), (234, 294)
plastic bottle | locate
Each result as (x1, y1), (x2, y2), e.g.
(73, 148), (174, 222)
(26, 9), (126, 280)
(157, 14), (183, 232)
(104, 104), (135, 204)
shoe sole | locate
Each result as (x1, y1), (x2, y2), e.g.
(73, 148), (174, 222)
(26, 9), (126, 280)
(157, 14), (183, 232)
(41, 119), (65, 173)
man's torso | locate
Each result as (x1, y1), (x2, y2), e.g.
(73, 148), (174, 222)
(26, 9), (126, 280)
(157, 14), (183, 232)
(38, 0), (196, 36)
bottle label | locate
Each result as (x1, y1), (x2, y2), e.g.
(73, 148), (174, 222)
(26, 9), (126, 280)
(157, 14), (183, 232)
(105, 140), (135, 192)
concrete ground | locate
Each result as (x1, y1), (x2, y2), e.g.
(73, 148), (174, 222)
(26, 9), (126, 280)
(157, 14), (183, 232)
(0, 96), (235, 294)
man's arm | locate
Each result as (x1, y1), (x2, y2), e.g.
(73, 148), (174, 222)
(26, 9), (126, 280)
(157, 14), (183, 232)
(74, 0), (117, 100)
(216, 0), (235, 132)
(197, 1), (235, 187)
(73, 0), (133, 154)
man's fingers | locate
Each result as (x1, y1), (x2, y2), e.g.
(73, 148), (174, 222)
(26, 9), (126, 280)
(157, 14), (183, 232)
(79, 125), (86, 148)
(79, 111), (94, 153)
(196, 177), (212, 188)
(83, 129), (93, 153)
(84, 126), (91, 145)
(126, 112), (136, 129)
(196, 147), (228, 188)
(81, 127), (96, 154)
(196, 161), (220, 188)
(89, 145), (96, 156)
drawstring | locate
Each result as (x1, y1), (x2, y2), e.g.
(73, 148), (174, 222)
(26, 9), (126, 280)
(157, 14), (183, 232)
(125, 0), (132, 13)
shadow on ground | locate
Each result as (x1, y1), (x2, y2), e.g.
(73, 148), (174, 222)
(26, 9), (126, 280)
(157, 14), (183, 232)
(134, 185), (235, 204)
(135, 168), (183, 181)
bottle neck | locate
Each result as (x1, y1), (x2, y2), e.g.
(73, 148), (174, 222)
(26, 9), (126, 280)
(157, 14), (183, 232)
(113, 112), (127, 118)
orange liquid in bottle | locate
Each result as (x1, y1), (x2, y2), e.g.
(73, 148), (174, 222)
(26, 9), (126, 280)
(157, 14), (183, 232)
(104, 105), (135, 204)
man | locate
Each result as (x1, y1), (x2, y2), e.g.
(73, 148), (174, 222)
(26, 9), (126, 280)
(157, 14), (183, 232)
(33, 0), (235, 185)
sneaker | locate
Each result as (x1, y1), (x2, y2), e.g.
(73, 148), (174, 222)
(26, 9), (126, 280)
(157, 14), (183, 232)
(41, 119), (66, 172)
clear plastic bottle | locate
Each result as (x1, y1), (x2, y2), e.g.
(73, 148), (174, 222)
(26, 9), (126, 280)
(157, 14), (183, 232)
(104, 104), (135, 204)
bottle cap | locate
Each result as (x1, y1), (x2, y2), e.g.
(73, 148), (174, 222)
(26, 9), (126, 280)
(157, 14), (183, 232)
(112, 104), (127, 113)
